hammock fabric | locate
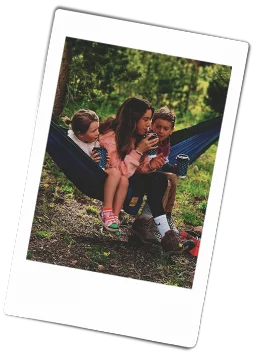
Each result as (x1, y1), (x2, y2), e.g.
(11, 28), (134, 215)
(169, 116), (222, 165)
(46, 116), (222, 215)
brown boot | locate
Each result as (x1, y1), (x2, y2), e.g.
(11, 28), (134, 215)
(161, 229), (184, 256)
(131, 217), (161, 245)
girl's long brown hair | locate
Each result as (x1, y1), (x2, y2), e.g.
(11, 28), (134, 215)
(99, 97), (154, 159)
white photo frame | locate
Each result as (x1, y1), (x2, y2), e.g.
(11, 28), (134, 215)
(4, 9), (248, 347)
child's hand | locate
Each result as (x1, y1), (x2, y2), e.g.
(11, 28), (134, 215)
(150, 153), (166, 170)
(91, 150), (101, 163)
(136, 135), (159, 154)
(105, 152), (110, 169)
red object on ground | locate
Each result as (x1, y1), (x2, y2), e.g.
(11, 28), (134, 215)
(180, 230), (200, 257)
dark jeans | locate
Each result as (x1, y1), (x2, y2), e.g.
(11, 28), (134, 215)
(128, 171), (167, 218)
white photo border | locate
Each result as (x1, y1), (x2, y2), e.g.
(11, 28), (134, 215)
(4, 9), (248, 348)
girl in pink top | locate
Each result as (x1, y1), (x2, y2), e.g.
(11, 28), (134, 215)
(99, 97), (181, 255)
(65, 109), (128, 235)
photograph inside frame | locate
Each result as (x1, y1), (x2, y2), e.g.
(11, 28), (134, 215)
(26, 36), (231, 288)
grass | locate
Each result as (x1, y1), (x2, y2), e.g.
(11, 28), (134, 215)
(35, 230), (52, 239)
(64, 235), (73, 246)
(198, 201), (207, 214)
(84, 245), (113, 266)
(173, 143), (217, 228)
(27, 251), (34, 260)
(85, 205), (99, 215)
(157, 258), (191, 287)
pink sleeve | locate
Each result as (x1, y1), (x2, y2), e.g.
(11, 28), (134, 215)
(99, 131), (142, 178)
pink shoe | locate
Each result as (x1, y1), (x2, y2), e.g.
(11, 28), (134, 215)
(99, 210), (119, 232)
(114, 215), (121, 227)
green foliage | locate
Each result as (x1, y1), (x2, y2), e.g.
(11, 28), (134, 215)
(35, 230), (52, 239)
(27, 251), (34, 260)
(205, 65), (232, 114)
(59, 38), (231, 122)
(64, 235), (73, 246)
(182, 212), (202, 226)
(85, 245), (113, 265)
(61, 185), (74, 195)
(198, 201), (207, 214)
(85, 205), (98, 215)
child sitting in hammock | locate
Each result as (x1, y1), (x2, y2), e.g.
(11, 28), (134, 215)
(138, 107), (179, 234)
(64, 109), (129, 235)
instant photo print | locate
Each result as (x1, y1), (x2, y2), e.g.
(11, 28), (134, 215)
(4, 9), (248, 347)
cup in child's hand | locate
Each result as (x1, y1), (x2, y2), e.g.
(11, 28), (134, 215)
(143, 132), (158, 159)
(176, 154), (190, 179)
(92, 147), (107, 170)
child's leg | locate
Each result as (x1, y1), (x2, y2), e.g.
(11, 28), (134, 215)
(139, 201), (152, 219)
(140, 177), (172, 219)
(104, 168), (121, 209)
(162, 173), (177, 213)
(162, 173), (179, 233)
(112, 175), (129, 217)
(101, 168), (121, 232)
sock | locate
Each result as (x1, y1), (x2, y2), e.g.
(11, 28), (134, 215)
(102, 207), (112, 214)
(114, 213), (120, 226)
(153, 214), (170, 237)
(139, 202), (153, 219)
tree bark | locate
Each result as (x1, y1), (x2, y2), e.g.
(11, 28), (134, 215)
(52, 39), (72, 121)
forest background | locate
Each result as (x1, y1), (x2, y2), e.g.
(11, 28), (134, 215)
(52, 37), (231, 128)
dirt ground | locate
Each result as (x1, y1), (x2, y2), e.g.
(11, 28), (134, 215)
(27, 183), (198, 289)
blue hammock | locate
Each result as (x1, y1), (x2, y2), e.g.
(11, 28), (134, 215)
(169, 123), (221, 164)
(46, 117), (222, 215)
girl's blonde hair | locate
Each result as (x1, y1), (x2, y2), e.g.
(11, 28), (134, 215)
(64, 109), (99, 135)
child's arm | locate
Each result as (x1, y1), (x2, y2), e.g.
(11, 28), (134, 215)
(136, 153), (166, 173)
(159, 141), (178, 174)
(161, 162), (178, 174)
(99, 131), (141, 177)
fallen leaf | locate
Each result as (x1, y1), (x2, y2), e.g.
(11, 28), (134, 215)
(98, 265), (104, 271)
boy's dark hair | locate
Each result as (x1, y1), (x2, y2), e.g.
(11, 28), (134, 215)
(152, 107), (176, 128)
(64, 109), (99, 135)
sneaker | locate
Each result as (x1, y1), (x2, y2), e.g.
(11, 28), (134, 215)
(161, 229), (184, 255)
(114, 215), (121, 227)
(99, 210), (119, 233)
(131, 217), (161, 245)
(166, 213), (179, 234)
(114, 230), (121, 237)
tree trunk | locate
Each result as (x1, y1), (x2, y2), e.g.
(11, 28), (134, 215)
(52, 39), (72, 121)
